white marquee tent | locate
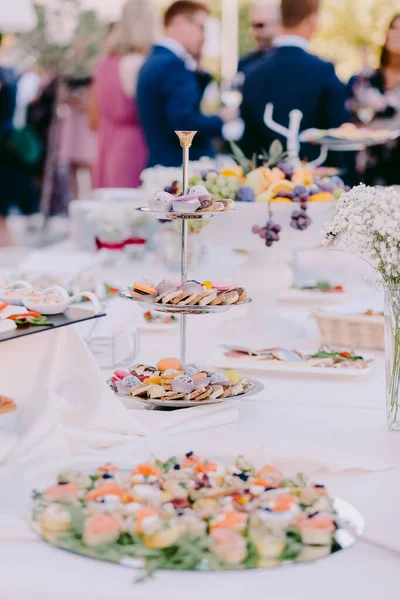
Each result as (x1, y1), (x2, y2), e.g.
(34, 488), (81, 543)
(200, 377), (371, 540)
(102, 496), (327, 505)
(0, 0), (37, 32)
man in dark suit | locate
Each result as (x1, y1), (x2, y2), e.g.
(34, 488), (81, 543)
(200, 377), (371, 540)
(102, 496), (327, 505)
(238, 1), (281, 75)
(241, 0), (349, 163)
(137, 0), (237, 168)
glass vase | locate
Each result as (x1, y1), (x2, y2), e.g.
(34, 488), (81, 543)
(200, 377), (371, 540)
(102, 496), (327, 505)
(384, 286), (400, 430)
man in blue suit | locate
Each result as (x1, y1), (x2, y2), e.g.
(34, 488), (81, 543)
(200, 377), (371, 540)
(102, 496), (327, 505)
(241, 0), (349, 163)
(238, 1), (281, 75)
(137, 0), (237, 168)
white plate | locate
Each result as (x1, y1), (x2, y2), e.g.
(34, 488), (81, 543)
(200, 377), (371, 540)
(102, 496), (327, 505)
(278, 288), (348, 305)
(212, 352), (371, 378)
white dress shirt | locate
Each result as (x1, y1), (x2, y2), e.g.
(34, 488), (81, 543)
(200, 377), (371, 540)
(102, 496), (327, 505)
(273, 35), (310, 51)
(157, 36), (197, 71)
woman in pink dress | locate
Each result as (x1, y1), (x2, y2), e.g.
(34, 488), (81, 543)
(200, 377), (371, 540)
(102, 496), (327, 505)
(93, 0), (159, 189)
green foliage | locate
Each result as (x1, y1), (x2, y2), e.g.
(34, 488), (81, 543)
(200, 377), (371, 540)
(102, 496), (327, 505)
(16, 1), (106, 76)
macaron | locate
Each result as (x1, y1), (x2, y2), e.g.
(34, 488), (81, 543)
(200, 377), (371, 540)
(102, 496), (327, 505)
(131, 281), (157, 299)
(157, 357), (181, 372)
(149, 191), (174, 212)
(188, 185), (213, 202)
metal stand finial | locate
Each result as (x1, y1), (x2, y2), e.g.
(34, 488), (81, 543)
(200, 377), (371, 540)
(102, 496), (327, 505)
(175, 130), (197, 370)
(263, 103), (328, 168)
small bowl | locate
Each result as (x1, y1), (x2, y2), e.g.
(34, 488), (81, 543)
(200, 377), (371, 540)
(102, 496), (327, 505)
(23, 287), (102, 316)
(0, 280), (34, 306)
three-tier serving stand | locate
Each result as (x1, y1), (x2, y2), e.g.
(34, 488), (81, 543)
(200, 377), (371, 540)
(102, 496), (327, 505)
(120, 131), (262, 403)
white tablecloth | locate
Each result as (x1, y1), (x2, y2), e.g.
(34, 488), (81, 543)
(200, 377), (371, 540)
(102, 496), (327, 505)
(0, 226), (399, 599)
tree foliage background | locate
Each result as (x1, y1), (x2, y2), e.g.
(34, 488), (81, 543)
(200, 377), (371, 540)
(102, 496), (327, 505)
(16, 0), (400, 80)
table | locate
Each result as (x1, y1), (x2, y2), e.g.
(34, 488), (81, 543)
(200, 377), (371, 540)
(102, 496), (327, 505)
(0, 234), (398, 600)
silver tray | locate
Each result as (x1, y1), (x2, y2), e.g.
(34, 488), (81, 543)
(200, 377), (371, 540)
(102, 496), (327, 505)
(120, 290), (252, 315)
(28, 496), (364, 570)
(120, 377), (264, 410)
(136, 207), (235, 221)
(300, 129), (400, 151)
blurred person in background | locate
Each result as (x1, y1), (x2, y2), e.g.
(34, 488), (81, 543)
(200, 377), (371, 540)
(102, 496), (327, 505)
(93, 0), (159, 189)
(348, 14), (400, 186)
(0, 33), (18, 246)
(137, 0), (238, 168)
(241, 0), (349, 163)
(58, 75), (97, 199)
(238, 1), (281, 75)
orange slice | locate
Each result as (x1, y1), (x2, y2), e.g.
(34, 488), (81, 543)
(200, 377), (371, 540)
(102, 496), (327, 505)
(220, 166), (244, 179)
(309, 192), (334, 202)
(292, 169), (314, 185)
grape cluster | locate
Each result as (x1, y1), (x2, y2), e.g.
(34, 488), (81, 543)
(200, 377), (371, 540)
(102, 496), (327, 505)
(275, 184), (313, 232)
(252, 220), (281, 247)
(189, 171), (241, 200)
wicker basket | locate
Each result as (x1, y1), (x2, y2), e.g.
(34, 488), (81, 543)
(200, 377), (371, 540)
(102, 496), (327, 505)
(313, 311), (385, 350)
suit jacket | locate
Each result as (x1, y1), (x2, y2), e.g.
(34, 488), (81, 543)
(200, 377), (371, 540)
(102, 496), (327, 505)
(137, 46), (223, 167)
(241, 46), (350, 163)
(238, 49), (269, 75)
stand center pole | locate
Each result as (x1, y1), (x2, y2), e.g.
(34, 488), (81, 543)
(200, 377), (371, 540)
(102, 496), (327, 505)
(176, 131), (197, 371)
(180, 146), (189, 369)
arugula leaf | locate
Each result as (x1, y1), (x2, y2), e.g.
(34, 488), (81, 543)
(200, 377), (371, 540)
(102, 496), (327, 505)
(244, 541), (259, 569)
(67, 505), (85, 537)
(31, 489), (43, 501)
(279, 530), (303, 561)
(161, 456), (178, 473)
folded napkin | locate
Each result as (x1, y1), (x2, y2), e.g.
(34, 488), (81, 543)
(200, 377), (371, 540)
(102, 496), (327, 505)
(0, 326), (238, 467)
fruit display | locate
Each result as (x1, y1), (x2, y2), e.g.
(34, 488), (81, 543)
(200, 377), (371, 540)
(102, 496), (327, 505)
(29, 452), (352, 579)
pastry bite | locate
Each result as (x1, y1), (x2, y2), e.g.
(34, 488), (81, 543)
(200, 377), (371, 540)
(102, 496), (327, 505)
(197, 200), (215, 213)
(188, 185), (213, 202)
(41, 504), (72, 535)
(156, 280), (177, 296)
(171, 375), (195, 395)
(209, 292), (226, 306)
(227, 287), (247, 303)
(83, 513), (123, 547)
(223, 290), (240, 305)
(149, 191), (174, 212)
(131, 281), (157, 300)
(172, 196), (201, 214)
(296, 514), (336, 546)
(192, 372), (211, 389)
(199, 290), (217, 306)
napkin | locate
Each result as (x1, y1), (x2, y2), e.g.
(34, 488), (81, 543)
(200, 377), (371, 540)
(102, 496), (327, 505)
(0, 326), (239, 467)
